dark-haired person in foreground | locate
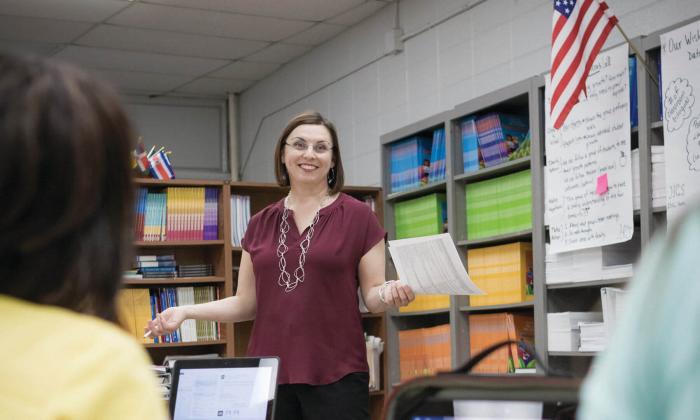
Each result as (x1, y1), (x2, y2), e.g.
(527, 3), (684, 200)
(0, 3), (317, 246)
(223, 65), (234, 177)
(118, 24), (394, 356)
(0, 54), (168, 419)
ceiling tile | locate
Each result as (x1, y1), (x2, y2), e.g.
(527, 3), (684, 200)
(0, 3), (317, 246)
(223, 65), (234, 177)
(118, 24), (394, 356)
(328, 1), (388, 26)
(0, 0), (130, 23)
(109, 3), (315, 42)
(284, 22), (346, 46)
(0, 15), (93, 43)
(0, 39), (63, 56)
(76, 24), (269, 60)
(209, 61), (279, 80)
(144, 0), (365, 22)
(175, 77), (256, 96)
(244, 43), (311, 64)
(88, 68), (192, 92)
(54, 45), (230, 76)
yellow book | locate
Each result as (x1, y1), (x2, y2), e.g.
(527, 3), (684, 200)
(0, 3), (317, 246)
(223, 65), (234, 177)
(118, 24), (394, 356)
(116, 289), (136, 337)
(132, 288), (154, 344)
(468, 242), (533, 306)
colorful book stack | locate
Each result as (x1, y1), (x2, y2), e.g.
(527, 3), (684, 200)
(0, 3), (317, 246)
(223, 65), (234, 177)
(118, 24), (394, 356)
(398, 324), (451, 381)
(394, 193), (450, 313)
(135, 255), (177, 279)
(461, 117), (480, 173)
(117, 286), (220, 344)
(230, 194), (251, 247)
(475, 113), (528, 167)
(389, 135), (432, 193)
(466, 169), (532, 239)
(428, 128), (446, 183)
(134, 187), (219, 241)
(394, 193), (447, 239)
(467, 242), (534, 307)
(468, 312), (535, 374)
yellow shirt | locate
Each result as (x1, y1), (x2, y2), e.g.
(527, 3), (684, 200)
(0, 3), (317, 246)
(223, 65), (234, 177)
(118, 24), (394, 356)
(0, 294), (168, 420)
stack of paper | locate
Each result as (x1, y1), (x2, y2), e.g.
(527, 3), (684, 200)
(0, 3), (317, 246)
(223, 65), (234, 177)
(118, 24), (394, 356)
(578, 321), (606, 352)
(547, 312), (602, 352)
(601, 287), (627, 339)
(632, 147), (666, 210)
(545, 230), (639, 284)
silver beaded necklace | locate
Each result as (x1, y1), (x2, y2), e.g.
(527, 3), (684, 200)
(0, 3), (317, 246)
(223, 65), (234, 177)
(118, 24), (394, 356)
(277, 192), (330, 292)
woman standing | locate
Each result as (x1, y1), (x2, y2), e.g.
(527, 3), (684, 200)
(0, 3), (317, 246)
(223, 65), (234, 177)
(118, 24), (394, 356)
(147, 111), (415, 419)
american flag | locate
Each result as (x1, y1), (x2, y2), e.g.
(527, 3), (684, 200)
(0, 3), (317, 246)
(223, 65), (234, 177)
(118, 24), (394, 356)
(550, 0), (617, 129)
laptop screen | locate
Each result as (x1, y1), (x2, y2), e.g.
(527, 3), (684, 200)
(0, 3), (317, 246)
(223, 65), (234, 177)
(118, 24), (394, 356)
(169, 357), (279, 420)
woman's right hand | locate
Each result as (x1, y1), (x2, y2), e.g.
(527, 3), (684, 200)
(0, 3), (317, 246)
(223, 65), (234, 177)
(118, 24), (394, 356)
(145, 306), (187, 337)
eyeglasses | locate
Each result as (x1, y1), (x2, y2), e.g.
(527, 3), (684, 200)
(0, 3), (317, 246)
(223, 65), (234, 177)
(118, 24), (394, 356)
(285, 139), (333, 154)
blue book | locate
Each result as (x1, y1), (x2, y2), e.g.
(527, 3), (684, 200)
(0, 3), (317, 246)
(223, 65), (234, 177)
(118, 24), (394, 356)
(149, 291), (159, 344)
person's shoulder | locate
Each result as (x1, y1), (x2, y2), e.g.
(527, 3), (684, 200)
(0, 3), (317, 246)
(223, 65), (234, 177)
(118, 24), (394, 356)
(249, 197), (284, 225)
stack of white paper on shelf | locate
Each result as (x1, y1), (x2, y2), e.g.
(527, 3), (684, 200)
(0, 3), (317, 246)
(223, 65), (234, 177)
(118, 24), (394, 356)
(578, 321), (606, 352)
(547, 312), (603, 352)
(632, 147), (666, 210)
(545, 230), (639, 284)
(601, 287), (627, 339)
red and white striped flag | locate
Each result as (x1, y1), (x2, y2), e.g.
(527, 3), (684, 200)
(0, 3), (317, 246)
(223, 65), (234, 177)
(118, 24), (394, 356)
(550, 0), (618, 129)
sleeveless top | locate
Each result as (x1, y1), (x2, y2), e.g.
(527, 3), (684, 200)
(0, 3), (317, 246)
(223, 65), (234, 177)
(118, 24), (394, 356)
(241, 193), (386, 385)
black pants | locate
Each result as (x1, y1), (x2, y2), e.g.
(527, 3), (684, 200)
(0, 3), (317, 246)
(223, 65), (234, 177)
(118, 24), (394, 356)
(274, 372), (369, 420)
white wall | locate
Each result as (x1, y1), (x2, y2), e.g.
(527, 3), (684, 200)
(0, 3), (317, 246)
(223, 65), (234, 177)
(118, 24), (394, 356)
(238, 0), (700, 186)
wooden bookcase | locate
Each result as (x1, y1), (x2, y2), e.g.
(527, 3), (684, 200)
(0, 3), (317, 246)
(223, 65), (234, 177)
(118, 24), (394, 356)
(124, 179), (388, 420)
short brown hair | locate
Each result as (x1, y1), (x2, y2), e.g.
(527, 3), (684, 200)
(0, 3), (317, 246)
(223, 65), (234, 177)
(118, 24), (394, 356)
(273, 111), (345, 195)
(0, 54), (135, 322)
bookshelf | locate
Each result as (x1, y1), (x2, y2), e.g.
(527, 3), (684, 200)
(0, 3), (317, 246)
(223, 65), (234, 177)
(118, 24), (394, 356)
(380, 31), (678, 384)
(124, 178), (232, 362)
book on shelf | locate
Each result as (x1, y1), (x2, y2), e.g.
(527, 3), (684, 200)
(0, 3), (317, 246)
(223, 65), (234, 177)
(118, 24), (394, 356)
(398, 324), (451, 381)
(230, 194), (251, 247)
(466, 169), (532, 240)
(474, 113), (529, 168)
(468, 312), (534, 374)
(468, 242), (534, 307)
(460, 117), (480, 173)
(428, 127), (446, 183)
(117, 286), (220, 344)
(390, 135), (432, 193)
(134, 186), (219, 241)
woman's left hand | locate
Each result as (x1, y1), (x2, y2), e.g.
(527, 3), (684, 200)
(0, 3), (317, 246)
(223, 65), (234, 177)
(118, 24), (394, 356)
(384, 281), (415, 307)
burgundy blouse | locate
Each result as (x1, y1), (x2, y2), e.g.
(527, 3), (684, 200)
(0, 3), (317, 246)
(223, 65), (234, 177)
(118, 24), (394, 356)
(241, 193), (386, 385)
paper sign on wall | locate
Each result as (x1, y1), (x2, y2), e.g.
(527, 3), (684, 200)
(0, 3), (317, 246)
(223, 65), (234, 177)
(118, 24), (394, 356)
(545, 43), (634, 253)
(660, 19), (700, 225)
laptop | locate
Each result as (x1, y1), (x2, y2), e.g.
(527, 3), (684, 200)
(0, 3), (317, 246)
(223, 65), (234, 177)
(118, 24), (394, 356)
(169, 357), (280, 420)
